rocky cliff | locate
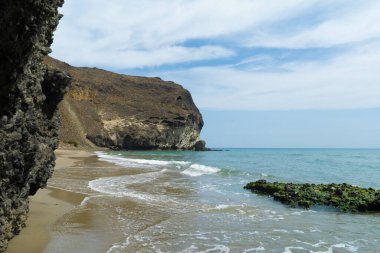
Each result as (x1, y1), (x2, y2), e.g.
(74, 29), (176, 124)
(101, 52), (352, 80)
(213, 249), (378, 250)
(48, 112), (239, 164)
(44, 57), (207, 151)
(0, 1), (70, 251)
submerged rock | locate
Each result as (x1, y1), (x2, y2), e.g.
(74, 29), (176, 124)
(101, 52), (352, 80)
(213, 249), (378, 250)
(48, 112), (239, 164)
(44, 57), (207, 151)
(244, 180), (380, 212)
(0, 1), (70, 251)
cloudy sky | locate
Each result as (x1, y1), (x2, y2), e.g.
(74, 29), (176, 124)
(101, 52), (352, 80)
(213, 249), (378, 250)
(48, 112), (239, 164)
(52, 0), (380, 148)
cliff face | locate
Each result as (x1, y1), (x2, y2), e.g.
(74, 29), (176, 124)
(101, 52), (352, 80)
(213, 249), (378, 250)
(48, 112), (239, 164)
(0, 1), (70, 251)
(45, 57), (206, 151)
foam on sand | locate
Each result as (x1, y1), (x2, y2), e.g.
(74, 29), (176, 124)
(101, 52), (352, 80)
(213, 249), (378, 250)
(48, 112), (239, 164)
(88, 170), (163, 195)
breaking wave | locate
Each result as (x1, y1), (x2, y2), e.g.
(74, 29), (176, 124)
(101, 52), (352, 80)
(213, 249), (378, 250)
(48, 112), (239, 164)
(95, 151), (221, 177)
(182, 163), (221, 177)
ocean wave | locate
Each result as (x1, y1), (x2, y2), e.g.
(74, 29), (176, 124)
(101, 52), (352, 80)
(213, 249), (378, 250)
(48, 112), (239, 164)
(182, 163), (221, 177)
(96, 151), (190, 168)
(216, 168), (241, 176)
(96, 152), (221, 177)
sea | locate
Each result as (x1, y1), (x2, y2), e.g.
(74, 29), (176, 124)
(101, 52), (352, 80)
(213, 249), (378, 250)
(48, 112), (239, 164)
(46, 149), (380, 253)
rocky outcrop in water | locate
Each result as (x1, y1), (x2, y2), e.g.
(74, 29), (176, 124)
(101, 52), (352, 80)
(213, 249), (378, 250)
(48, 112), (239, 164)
(0, 1), (70, 251)
(44, 57), (207, 151)
(244, 180), (380, 212)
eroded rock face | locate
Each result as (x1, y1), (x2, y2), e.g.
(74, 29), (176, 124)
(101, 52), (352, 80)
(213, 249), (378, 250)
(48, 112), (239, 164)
(45, 57), (206, 151)
(0, 1), (70, 251)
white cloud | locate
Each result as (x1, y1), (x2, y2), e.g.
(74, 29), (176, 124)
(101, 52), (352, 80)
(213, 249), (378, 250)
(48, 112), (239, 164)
(51, 0), (380, 111)
(247, 1), (380, 48)
(158, 42), (380, 110)
(56, 45), (233, 69)
(52, 0), (318, 67)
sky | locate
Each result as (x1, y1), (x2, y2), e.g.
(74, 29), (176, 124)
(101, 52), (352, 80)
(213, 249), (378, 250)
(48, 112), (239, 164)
(51, 0), (380, 148)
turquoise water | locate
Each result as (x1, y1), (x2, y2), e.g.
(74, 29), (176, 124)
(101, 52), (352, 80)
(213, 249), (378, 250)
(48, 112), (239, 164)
(84, 149), (380, 252)
(112, 148), (380, 188)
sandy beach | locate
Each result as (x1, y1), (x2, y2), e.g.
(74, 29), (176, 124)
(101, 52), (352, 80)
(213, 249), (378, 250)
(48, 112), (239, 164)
(6, 150), (93, 253)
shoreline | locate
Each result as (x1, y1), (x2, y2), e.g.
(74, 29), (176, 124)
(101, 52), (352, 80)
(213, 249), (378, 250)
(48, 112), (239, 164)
(5, 149), (380, 252)
(6, 149), (94, 253)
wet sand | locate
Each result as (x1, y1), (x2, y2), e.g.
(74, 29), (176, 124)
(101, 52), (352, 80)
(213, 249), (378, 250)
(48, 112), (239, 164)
(6, 150), (93, 253)
(7, 149), (212, 253)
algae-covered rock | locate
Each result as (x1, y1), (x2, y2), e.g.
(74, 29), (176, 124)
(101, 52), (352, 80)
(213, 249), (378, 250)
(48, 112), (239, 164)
(244, 180), (380, 212)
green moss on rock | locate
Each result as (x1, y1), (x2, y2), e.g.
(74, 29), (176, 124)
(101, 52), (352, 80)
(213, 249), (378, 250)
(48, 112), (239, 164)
(244, 180), (380, 212)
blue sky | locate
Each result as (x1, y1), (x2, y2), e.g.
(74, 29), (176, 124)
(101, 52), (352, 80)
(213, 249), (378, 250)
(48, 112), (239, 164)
(52, 0), (380, 148)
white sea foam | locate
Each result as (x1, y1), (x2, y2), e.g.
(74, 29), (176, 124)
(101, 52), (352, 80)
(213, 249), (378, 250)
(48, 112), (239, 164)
(106, 245), (127, 253)
(89, 180), (161, 202)
(273, 229), (289, 233)
(210, 204), (249, 212)
(282, 247), (306, 253)
(182, 163), (221, 177)
(88, 171), (163, 198)
(96, 151), (190, 168)
(80, 195), (95, 206)
(87, 170), (182, 204)
(243, 246), (265, 252)
(96, 152), (221, 177)
(204, 245), (230, 253)
(106, 236), (131, 253)
(294, 239), (329, 248)
(181, 245), (230, 253)
(180, 245), (198, 253)
(281, 243), (358, 253)
(290, 210), (316, 215)
(214, 204), (230, 210)
(310, 243), (358, 253)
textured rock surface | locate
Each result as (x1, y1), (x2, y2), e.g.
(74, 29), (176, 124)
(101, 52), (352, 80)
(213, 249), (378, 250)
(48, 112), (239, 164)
(45, 57), (206, 150)
(0, 1), (70, 251)
(245, 180), (380, 212)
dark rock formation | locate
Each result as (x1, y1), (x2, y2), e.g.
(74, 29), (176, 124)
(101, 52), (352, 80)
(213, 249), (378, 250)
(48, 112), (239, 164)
(244, 180), (380, 212)
(193, 140), (210, 151)
(44, 57), (207, 151)
(0, 1), (70, 251)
